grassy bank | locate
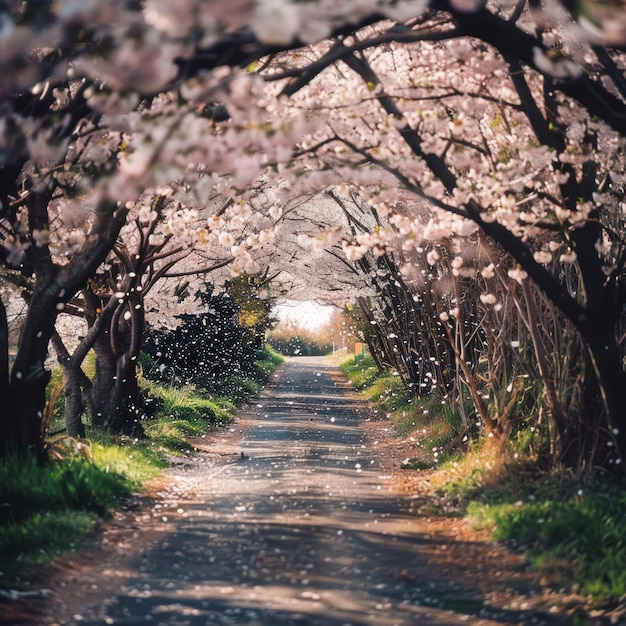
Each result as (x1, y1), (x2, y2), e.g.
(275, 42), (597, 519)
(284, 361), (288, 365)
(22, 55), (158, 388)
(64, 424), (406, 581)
(341, 355), (626, 605)
(0, 348), (282, 589)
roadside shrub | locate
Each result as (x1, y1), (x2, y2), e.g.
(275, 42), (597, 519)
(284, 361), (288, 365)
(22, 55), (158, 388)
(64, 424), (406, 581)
(340, 356), (380, 390)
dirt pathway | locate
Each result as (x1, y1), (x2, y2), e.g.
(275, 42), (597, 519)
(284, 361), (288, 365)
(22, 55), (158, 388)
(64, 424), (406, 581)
(0, 357), (602, 625)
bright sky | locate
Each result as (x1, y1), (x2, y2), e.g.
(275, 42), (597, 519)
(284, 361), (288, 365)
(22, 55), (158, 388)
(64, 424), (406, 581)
(273, 300), (335, 331)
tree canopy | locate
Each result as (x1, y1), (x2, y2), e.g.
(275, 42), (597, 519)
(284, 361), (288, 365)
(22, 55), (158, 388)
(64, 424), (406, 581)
(1, 0), (625, 471)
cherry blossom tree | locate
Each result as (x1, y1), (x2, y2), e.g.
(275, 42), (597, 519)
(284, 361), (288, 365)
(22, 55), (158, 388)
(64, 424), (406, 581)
(1, 0), (625, 471)
(257, 6), (626, 468)
(48, 176), (294, 437)
(0, 0), (314, 455)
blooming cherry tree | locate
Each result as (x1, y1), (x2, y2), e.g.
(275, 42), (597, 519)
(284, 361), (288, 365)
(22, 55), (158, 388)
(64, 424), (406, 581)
(256, 5), (626, 466)
(0, 0), (625, 470)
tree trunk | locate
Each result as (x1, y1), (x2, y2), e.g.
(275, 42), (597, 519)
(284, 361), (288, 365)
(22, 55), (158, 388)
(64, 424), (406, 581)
(0, 299), (8, 402)
(50, 332), (89, 438)
(90, 323), (118, 431)
(1, 267), (60, 460)
(91, 290), (146, 436)
(63, 365), (86, 438)
(104, 352), (145, 435)
(583, 326), (626, 468)
(0, 195), (127, 459)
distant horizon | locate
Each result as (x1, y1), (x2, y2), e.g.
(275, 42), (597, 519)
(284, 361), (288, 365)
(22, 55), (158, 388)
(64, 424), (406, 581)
(273, 299), (335, 331)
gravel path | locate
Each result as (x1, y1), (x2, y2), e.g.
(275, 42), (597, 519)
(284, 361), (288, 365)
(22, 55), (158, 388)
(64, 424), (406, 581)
(2, 356), (579, 625)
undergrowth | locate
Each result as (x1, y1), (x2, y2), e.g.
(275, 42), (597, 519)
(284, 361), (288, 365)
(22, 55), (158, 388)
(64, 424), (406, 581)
(341, 354), (626, 605)
(340, 356), (380, 390)
(0, 450), (132, 581)
(342, 355), (465, 469)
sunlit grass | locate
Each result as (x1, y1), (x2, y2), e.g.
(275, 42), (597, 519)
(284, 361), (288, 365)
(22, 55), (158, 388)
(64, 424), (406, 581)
(0, 452), (132, 518)
(0, 452), (132, 583)
(340, 355), (380, 390)
(466, 477), (626, 601)
(91, 436), (167, 485)
(431, 444), (626, 601)
(365, 373), (409, 414)
(145, 382), (235, 424)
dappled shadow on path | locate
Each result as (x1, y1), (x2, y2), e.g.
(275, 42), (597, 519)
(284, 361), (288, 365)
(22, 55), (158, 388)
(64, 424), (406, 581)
(69, 481), (567, 626)
(17, 356), (573, 625)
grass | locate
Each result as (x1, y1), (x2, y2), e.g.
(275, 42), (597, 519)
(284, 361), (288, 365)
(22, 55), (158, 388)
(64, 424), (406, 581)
(0, 451), (132, 580)
(0, 346), (283, 589)
(210, 375), (260, 403)
(465, 475), (626, 602)
(340, 354), (626, 605)
(340, 355), (381, 390)
(430, 457), (626, 602)
(342, 356), (466, 468)
(91, 436), (167, 485)
(145, 382), (235, 425)
(253, 348), (284, 382)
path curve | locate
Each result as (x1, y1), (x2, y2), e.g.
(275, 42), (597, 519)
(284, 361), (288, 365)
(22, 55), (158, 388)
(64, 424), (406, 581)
(5, 356), (573, 625)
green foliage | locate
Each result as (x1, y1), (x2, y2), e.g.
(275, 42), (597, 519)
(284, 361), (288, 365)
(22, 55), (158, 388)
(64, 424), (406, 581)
(341, 356), (466, 469)
(212, 375), (260, 402)
(137, 350), (156, 376)
(5, 327), (277, 585)
(0, 453), (131, 521)
(143, 281), (275, 390)
(494, 492), (626, 600)
(144, 381), (234, 425)
(342, 351), (626, 606)
(267, 334), (332, 356)
(90, 436), (167, 485)
(45, 366), (66, 433)
(509, 418), (551, 464)
(258, 346), (284, 367)
(0, 510), (96, 565)
(142, 421), (198, 451)
(227, 274), (274, 337)
(366, 373), (409, 414)
(340, 355), (380, 390)
(251, 346), (283, 383)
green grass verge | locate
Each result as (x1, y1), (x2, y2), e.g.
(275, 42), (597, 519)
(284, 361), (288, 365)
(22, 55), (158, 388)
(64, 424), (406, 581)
(340, 355), (381, 390)
(254, 347), (284, 381)
(466, 477), (626, 602)
(0, 451), (132, 582)
(341, 355), (465, 468)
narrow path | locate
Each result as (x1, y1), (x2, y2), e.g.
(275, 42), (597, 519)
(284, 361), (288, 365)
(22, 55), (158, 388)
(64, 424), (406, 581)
(8, 357), (571, 625)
